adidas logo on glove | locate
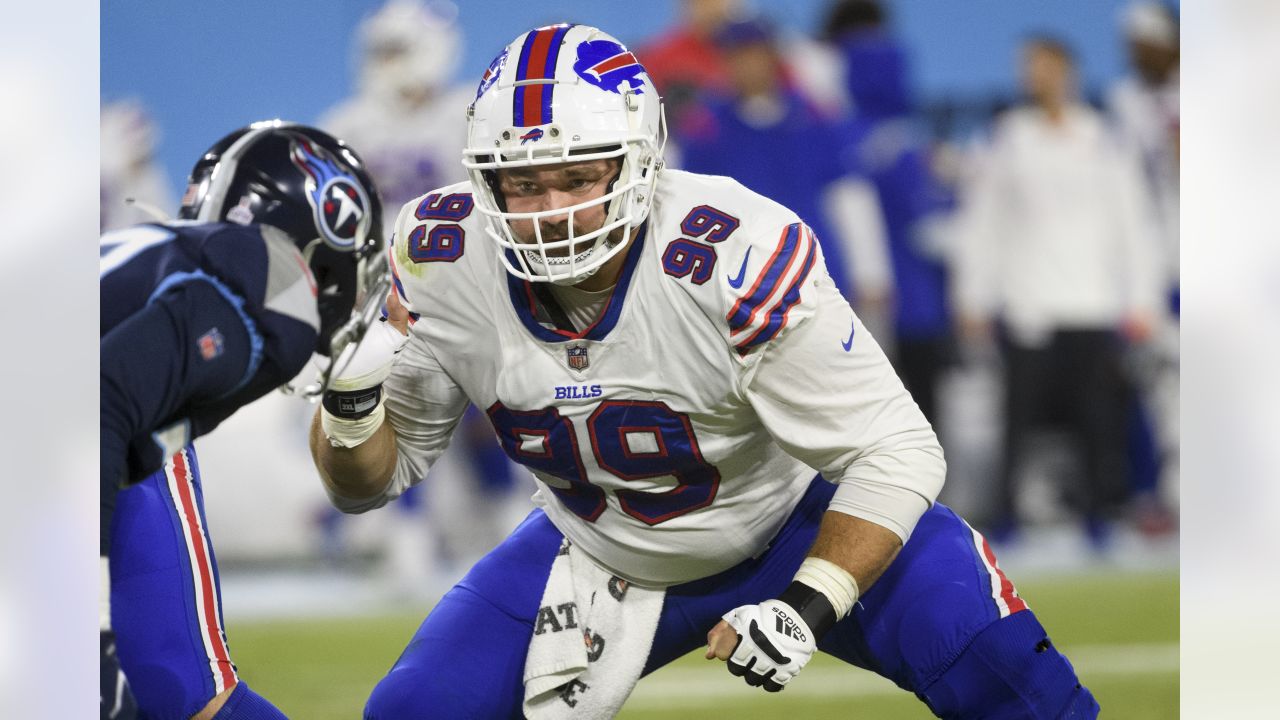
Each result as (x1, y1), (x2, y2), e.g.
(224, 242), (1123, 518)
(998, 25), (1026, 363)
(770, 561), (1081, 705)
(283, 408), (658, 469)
(771, 606), (807, 643)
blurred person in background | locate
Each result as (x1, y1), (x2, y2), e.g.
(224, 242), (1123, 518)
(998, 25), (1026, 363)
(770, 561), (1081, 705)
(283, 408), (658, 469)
(320, 0), (526, 594)
(313, 23), (1097, 718)
(1108, 1), (1180, 534)
(101, 122), (384, 720)
(636, 0), (742, 137)
(952, 36), (1163, 548)
(677, 14), (894, 338)
(822, 0), (956, 427)
(321, 0), (472, 225)
(100, 100), (175, 232)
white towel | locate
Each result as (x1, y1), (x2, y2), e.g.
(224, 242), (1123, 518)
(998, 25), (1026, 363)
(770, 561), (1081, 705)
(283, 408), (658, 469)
(523, 539), (665, 719)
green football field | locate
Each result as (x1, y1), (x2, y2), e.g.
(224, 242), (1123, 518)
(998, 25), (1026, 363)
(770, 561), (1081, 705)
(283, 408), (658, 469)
(226, 572), (1177, 718)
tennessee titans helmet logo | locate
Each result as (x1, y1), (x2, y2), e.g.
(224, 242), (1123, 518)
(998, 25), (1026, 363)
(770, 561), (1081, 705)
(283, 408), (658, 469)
(290, 139), (369, 250)
(573, 40), (647, 94)
(475, 48), (508, 101)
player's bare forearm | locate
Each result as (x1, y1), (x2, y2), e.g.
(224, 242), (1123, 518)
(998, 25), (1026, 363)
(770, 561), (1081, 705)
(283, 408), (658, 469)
(309, 408), (399, 503)
(807, 510), (902, 592)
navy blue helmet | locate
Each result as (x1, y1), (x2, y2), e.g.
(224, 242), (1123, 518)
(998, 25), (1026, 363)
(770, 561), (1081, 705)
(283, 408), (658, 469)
(178, 120), (386, 359)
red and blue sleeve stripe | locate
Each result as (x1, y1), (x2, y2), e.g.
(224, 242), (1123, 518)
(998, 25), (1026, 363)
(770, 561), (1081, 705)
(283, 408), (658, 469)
(512, 24), (572, 127)
(735, 233), (817, 353)
(727, 223), (804, 333)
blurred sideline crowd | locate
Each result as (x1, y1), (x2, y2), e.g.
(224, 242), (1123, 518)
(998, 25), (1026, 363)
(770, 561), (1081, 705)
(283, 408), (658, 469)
(101, 0), (1180, 597)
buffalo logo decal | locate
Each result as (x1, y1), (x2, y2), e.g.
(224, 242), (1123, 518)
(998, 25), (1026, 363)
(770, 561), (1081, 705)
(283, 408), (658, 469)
(475, 48), (508, 101)
(573, 39), (647, 95)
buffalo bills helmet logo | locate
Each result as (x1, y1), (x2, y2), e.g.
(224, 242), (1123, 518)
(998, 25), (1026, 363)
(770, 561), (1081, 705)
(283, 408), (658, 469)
(519, 128), (544, 144)
(290, 139), (368, 250)
(573, 40), (647, 95)
(476, 48), (508, 101)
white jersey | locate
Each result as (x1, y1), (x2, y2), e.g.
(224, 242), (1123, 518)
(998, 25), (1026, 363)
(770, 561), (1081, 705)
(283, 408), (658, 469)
(359, 169), (945, 587)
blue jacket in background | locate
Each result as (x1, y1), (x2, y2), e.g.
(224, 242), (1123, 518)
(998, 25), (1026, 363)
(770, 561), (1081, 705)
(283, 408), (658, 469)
(839, 30), (952, 340)
(676, 89), (860, 298)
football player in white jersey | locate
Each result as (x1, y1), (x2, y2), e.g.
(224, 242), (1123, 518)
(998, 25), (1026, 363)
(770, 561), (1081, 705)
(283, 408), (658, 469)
(311, 24), (1099, 718)
(320, 0), (474, 232)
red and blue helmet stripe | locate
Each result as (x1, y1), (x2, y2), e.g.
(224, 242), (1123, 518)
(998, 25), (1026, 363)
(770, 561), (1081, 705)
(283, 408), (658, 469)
(512, 24), (573, 127)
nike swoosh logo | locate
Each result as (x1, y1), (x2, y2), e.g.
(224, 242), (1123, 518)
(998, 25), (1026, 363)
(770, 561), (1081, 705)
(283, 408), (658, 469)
(841, 320), (856, 351)
(727, 248), (751, 289)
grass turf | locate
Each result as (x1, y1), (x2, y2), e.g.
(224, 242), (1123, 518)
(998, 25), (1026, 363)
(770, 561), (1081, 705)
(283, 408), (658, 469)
(226, 571), (1177, 718)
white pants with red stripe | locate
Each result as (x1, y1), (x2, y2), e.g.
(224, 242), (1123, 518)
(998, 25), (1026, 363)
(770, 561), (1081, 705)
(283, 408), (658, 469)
(110, 446), (239, 720)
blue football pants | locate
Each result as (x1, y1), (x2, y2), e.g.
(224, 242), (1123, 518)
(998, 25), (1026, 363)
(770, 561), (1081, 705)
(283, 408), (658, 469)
(110, 447), (242, 720)
(365, 476), (1098, 718)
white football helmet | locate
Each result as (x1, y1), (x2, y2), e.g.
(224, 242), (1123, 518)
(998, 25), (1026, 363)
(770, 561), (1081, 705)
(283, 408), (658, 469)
(464, 24), (666, 284)
(358, 0), (461, 103)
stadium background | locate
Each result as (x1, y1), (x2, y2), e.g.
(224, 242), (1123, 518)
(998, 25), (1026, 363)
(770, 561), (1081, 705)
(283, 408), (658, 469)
(97, 1), (1180, 717)
(104, 0), (1138, 199)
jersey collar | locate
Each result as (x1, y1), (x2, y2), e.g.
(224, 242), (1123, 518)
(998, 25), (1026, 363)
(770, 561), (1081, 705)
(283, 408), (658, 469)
(505, 222), (647, 343)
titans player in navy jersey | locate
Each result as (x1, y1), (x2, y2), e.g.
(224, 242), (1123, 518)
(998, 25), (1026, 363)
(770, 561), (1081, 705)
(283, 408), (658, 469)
(100, 121), (384, 719)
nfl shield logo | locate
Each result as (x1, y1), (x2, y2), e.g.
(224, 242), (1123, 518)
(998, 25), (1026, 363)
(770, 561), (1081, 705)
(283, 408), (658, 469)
(198, 328), (225, 361)
(567, 345), (589, 371)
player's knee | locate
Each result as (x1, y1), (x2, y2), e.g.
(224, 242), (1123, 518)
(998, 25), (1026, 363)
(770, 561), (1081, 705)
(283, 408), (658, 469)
(366, 666), (518, 720)
(121, 662), (219, 720)
(919, 610), (1099, 720)
(364, 673), (406, 720)
(365, 669), (443, 720)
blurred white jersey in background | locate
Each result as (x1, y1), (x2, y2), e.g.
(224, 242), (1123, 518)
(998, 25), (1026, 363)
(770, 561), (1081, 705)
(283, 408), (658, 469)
(320, 0), (474, 237)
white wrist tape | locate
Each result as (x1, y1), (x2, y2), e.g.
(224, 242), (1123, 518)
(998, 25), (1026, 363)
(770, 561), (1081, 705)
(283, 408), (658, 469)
(101, 556), (112, 631)
(321, 397), (388, 448)
(793, 557), (860, 619)
(321, 320), (408, 448)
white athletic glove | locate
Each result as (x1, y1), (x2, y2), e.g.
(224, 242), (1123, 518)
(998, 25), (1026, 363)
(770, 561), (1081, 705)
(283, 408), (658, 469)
(722, 594), (819, 692)
(717, 559), (859, 692)
(320, 318), (409, 447)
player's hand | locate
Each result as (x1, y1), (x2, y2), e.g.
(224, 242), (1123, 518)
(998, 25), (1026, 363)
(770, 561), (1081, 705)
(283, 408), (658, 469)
(958, 313), (993, 347)
(1120, 311), (1155, 345)
(384, 289), (411, 337)
(704, 599), (817, 692)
